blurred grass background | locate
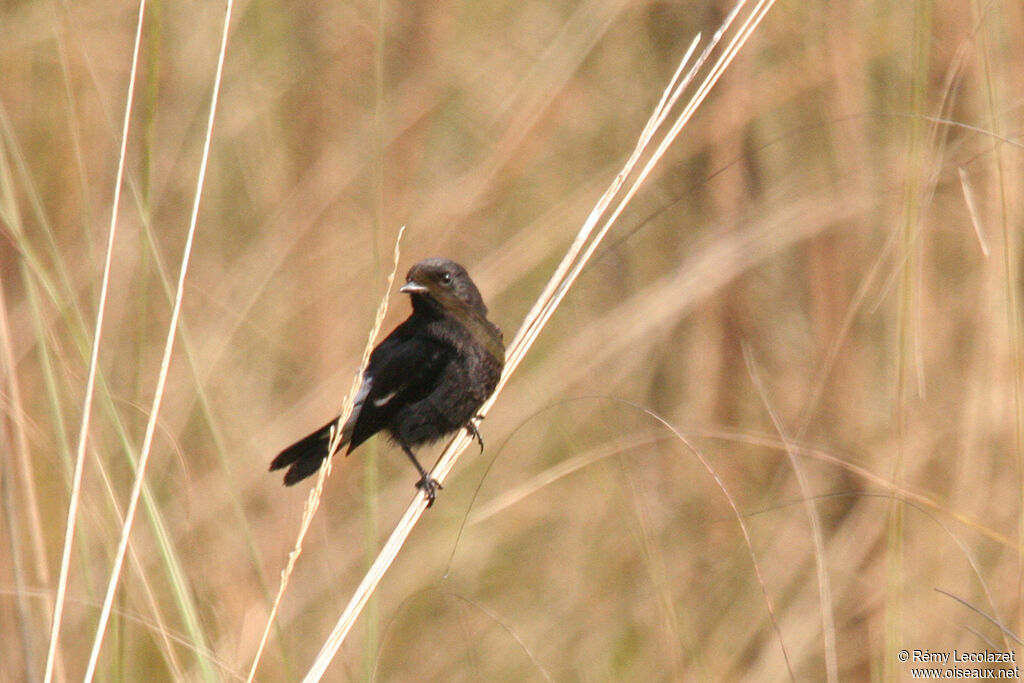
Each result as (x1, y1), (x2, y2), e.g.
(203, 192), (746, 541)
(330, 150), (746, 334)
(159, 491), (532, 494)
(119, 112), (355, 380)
(1, 0), (1023, 680)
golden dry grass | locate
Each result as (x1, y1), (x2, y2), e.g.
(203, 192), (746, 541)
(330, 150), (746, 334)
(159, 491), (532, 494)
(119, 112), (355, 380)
(2, 0), (1023, 680)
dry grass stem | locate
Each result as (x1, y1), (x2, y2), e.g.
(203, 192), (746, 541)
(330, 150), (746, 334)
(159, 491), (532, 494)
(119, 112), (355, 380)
(958, 166), (990, 257)
(745, 347), (836, 682)
(75, 0), (235, 678)
(246, 226), (407, 683)
(42, 2), (147, 679)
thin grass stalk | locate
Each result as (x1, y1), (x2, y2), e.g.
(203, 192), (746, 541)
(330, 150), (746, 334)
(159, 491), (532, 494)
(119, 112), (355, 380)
(468, 431), (670, 524)
(42, 1), (147, 679)
(245, 227), (407, 683)
(80, 0), (235, 677)
(301, 3), (778, 679)
(17, 269), (70, 683)
(0, 304), (37, 680)
(111, 100), (269, 671)
(364, 1), (388, 674)
(968, 0), (1024, 625)
(745, 348), (837, 682)
(88, 455), (189, 680)
(0, 115), (60, 682)
(608, 399), (795, 679)
(885, 4), (932, 677)
(28, 265), (206, 678)
(958, 167), (990, 257)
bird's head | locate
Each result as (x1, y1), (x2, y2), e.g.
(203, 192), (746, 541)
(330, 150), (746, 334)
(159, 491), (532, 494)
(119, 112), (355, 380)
(400, 258), (488, 317)
(400, 258), (504, 364)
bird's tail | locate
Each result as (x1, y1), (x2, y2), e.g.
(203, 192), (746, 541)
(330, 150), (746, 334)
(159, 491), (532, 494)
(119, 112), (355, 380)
(269, 419), (349, 485)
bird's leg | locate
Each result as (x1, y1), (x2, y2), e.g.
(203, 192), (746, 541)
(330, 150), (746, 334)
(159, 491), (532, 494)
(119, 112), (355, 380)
(465, 418), (485, 453)
(402, 445), (442, 507)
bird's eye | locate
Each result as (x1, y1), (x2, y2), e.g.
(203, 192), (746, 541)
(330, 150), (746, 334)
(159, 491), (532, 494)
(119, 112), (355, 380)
(441, 271), (452, 285)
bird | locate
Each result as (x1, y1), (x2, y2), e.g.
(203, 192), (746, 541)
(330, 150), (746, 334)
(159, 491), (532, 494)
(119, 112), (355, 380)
(270, 257), (504, 506)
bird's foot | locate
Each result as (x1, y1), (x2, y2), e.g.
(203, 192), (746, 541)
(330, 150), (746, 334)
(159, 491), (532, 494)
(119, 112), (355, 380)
(465, 419), (485, 453)
(416, 474), (443, 507)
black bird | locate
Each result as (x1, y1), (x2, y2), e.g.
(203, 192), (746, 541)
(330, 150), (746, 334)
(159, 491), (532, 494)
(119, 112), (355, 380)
(270, 258), (504, 506)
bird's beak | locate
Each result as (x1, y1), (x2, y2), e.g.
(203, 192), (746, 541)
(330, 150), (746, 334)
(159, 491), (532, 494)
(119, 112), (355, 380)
(400, 280), (428, 294)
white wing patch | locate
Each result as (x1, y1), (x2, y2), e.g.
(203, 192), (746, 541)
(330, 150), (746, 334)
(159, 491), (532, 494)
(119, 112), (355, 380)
(373, 390), (397, 407)
(352, 377), (372, 409)
(341, 376), (373, 439)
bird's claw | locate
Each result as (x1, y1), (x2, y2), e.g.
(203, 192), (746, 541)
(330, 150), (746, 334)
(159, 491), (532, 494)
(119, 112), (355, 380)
(416, 474), (443, 507)
(465, 420), (485, 453)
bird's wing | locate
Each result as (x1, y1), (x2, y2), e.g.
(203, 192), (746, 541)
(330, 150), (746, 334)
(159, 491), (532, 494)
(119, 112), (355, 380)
(346, 331), (454, 451)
